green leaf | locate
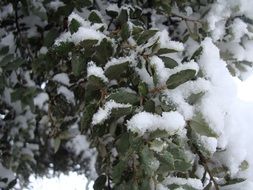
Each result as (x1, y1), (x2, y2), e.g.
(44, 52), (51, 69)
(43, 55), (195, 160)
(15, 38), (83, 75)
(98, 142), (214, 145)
(190, 113), (218, 138)
(0, 46), (9, 55)
(4, 58), (25, 71)
(116, 133), (130, 155)
(143, 100), (155, 113)
(239, 160), (249, 171)
(80, 103), (97, 133)
(223, 178), (246, 186)
(106, 9), (118, 18)
(53, 138), (61, 153)
(132, 26), (143, 36)
(93, 175), (107, 190)
(156, 48), (178, 55)
(138, 82), (149, 96)
(111, 106), (132, 118)
(69, 18), (81, 34)
(87, 75), (106, 89)
(159, 56), (178, 69)
(174, 160), (192, 172)
(117, 9), (128, 26)
(93, 39), (113, 66)
(44, 29), (58, 47)
(191, 46), (203, 61)
(0, 54), (14, 67)
(88, 11), (102, 23)
(140, 146), (157, 176)
(149, 129), (170, 140)
(120, 23), (130, 41)
(140, 178), (151, 190)
(53, 42), (75, 56)
(166, 69), (196, 89)
(112, 160), (127, 184)
(72, 53), (85, 76)
(79, 39), (98, 49)
(156, 151), (174, 170)
(187, 92), (204, 105)
(107, 90), (139, 105)
(104, 61), (130, 79)
(136, 30), (158, 45)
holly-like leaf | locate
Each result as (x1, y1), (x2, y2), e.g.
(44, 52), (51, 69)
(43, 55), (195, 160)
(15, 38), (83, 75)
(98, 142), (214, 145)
(159, 56), (178, 69)
(136, 30), (158, 45)
(166, 69), (196, 89)
(107, 90), (139, 105)
(112, 160), (127, 184)
(120, 22), (131, 41)
(88, 11), (102, 23)
(93, 175), (107, 190)
(190, 113), (218, 138)
(105, 61), (130, 79)
(72, 52), (85, 76)
(69, 18), (81, 34)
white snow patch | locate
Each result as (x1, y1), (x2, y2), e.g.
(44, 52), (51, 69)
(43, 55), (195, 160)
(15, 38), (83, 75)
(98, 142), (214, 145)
(127, 111), (185, 135)
(163, 177), (203, 189)
(53, 73), (70, 86)
(92, 100), (131, 125)
(57, 86), (75, 104)
(87, 61), (108, 83)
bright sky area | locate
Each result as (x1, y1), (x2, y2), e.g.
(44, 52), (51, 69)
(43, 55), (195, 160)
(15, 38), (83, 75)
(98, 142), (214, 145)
(25, 76), (253, 190)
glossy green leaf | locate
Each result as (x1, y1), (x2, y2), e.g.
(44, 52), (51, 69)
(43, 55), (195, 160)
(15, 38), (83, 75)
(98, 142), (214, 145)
(88, 11), (102, 23)
(104, 61), (129, 79)
(159, 56), (178, 69)
(190, 113), (218, 138)
(107, 90), (139, 105)
(166, 69), (196, 89)
(69, 18), (81, 34)
(93, 175), (107, 190)
(136, 30), (158, 45)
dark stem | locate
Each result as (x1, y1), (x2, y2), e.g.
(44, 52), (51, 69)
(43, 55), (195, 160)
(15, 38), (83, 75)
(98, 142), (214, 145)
(186, 124), (220, 190)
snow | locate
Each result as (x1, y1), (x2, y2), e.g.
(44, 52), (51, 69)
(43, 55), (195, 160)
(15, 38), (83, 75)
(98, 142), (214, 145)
(54, 13), (106, 46)
(92, 100), (131, 125)
(106, 4), (120, 13)
(57, 86), (75, 104)
(162, 177), (203, 189)
(55, 27), (105, 45)
(199, 136), (218, 154)
(47, 0), (65, 11)
(66, 134), (97, 179)
(87, 61), (108, 83)
(127, 111), (185, 135)
(231, 18), (248, 42)
(0, 163), (15, 189)
(53, 73), (70, 86)
(0, 3), (13, 19)
(34, 92), (49, 110)
(158, 30), (184, 51)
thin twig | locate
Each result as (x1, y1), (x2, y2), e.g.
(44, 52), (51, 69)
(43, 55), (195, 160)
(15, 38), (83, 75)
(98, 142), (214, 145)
(171, 12), (203, 24)
(186, 124), (220, 190)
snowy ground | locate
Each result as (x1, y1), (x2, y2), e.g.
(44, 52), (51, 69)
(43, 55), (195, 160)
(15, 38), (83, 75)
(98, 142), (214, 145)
(25, 76), (253, 190)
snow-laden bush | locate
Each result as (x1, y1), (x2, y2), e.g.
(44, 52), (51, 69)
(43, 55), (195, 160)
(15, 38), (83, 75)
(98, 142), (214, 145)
(1, 0), (253, 189)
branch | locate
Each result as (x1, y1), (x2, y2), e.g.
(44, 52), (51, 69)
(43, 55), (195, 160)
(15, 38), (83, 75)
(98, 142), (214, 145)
(171, 12), (203, 24)
(186, 124), (220, 190)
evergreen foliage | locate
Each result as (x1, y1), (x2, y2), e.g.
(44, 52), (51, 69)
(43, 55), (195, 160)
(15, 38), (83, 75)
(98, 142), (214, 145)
(1, 0), (253, 189)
